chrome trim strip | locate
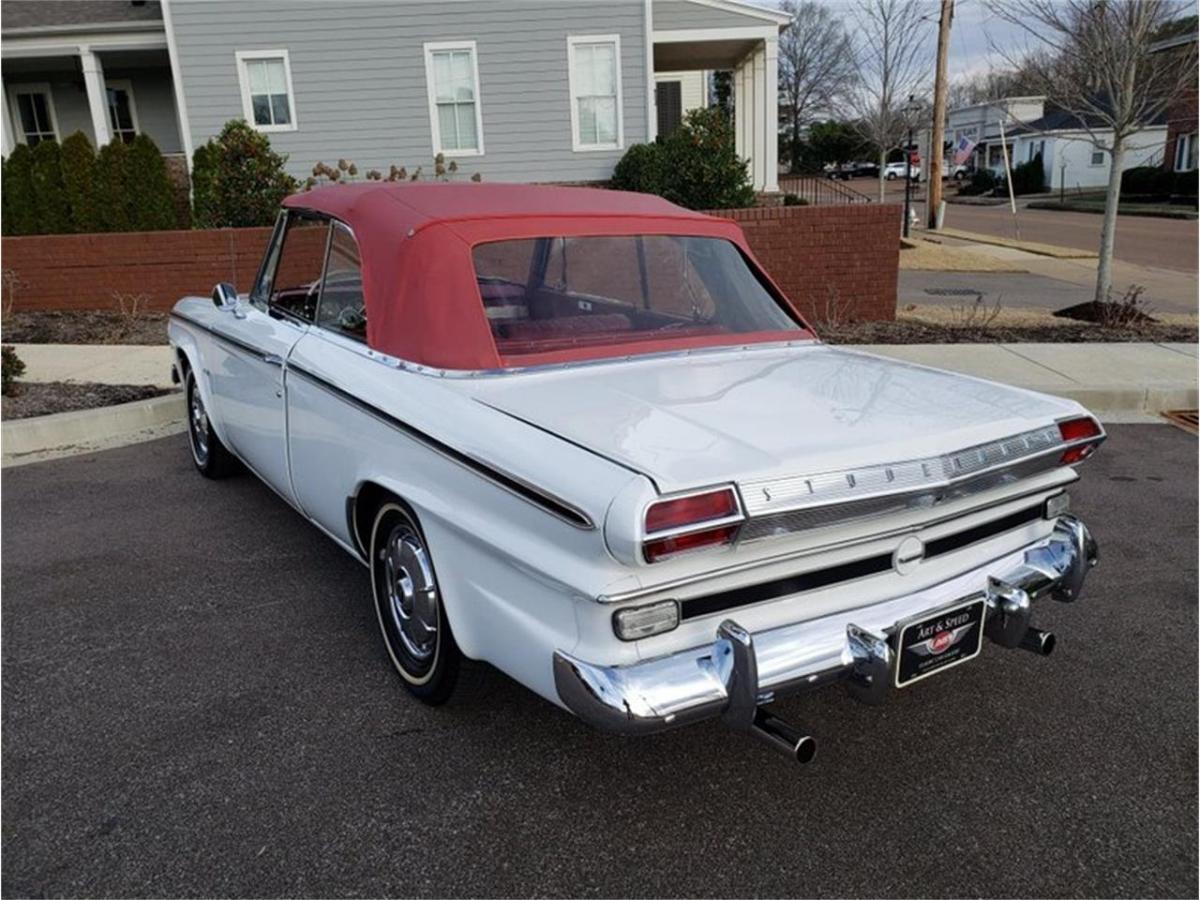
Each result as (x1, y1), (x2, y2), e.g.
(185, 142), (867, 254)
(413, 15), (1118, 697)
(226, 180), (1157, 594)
(368, 338), (820, 380)
(741, 424), (1065, 517)
(285, 362), (596, 530)
(596, 477), (1074, 604)
(170, 310), (281, 364)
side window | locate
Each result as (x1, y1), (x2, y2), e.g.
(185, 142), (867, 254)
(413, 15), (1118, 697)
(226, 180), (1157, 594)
(316, 222), (367, 342)
(266, 214), (328, 322)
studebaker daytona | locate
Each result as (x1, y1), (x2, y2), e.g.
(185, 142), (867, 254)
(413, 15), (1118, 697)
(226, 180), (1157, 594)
(169, 183), (1102, 764)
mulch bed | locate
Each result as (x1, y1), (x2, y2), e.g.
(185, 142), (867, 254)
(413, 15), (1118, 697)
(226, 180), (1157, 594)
(820, 319), (1199, 345)
(1, 382), (172, 420)
(2, 311), (169, 345)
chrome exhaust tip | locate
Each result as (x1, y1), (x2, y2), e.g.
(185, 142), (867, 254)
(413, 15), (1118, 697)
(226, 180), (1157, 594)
(1019, 627), (1056, 656)
(750, 709), (817, 764)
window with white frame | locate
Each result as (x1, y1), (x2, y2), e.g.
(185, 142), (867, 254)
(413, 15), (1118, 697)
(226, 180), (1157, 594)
(106, 79), (139, 143)
(235, 50), (296, 131)
(567, 35), (622, 151)
(423, 41), (483, 155)
(1174, 132), (1197, 172)
(1090, 143), (1105, 166)
(9, 84), (57, 146)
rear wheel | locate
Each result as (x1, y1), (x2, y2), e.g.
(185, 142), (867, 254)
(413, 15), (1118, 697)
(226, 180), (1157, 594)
(186, 370), (236, 478)
(370, 502), (462, 705)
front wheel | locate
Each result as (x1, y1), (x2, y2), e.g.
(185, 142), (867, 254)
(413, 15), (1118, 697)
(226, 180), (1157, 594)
(886, 172), (898, 181)
(370, 502), (462, 705)
(186, 370), (236, 478)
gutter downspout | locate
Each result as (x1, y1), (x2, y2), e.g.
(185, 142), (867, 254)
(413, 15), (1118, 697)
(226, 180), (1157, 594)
(644, 0), (657, 143)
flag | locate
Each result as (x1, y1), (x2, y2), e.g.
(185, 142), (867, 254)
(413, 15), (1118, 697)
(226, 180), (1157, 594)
(952, 135), (977, 166)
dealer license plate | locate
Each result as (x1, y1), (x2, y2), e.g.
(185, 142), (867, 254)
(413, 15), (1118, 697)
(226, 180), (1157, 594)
(894, 597), (986, 688)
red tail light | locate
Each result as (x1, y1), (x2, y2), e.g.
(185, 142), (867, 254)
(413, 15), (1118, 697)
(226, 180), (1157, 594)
(643, 487), (742, 563)
(1057, 416), (1103, 465)
(644, 524), (740, 563)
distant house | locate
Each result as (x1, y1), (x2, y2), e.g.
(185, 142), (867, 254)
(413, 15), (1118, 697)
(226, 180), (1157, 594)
(1, 0), (788, 191)
(940, 96), (1167, 191)
(1150, 30), (1198, 174)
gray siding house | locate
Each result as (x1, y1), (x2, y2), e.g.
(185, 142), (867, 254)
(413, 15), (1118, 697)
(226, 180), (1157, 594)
(2, 0), (787, 191)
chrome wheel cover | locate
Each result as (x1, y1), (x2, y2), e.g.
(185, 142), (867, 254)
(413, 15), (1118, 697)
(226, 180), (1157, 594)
(381, 525), (439, 664)
(188, 382), (209, 465)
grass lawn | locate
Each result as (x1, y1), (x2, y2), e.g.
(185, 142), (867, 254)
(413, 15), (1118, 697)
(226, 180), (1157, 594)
(1027, 193), (1198, 219)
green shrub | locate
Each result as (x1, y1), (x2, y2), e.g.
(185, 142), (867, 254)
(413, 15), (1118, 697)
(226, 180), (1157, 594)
(957, 168), (998, 197)
(190, 142), (217, 229)
(1010, 153), (1046, 196)
(94, 139), (132, 232)
(2, 345), (26, 396)
(3, 145), (41, 236)
(126, 134), (177, 231)
(782, 193), (809, 206)
(1121, 165), (1168, 196)
(610, 142), (667, 196)
(29, 140), (73, 234)
(61, 131), (99, 232)
(659, 107), (756, 209)
(198, 120), (297, 227)
(611, 108), (755, 210)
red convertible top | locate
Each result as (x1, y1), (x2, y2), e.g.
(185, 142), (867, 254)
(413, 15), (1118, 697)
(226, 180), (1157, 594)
(283, 183), (805, 369)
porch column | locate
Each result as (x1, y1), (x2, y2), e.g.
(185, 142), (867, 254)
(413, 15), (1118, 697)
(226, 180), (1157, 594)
(79, 47), (111, 147)
(751, 43), (766, 190)
(733, 58), (746, 159)
(1, 74), (15, 157)
(763, 35), (779, 193)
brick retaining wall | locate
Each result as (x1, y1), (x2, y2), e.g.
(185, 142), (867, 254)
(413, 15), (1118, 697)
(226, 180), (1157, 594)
(712, 204), (900, 323)
(1, 203), (900, 322)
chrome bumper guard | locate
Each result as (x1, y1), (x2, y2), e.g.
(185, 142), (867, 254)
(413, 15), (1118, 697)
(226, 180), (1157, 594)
(554, 516), (1097, 757)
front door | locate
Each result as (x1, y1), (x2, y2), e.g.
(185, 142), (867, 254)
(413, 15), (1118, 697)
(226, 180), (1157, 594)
(207, 211), (329, 501)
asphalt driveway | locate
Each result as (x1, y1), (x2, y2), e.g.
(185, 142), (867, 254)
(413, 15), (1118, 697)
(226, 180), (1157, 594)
(2, 426), (1197, 898)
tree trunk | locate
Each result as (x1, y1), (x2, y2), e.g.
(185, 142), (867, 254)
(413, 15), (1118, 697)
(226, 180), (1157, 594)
(877, 147), (887, 202)
(1094, 137), (1125, 305)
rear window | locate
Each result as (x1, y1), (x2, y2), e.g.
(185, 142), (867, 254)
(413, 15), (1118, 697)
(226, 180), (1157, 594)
(472, 235), (802, 358)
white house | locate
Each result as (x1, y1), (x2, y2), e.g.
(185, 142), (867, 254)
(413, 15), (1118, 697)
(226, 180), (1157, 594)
(1006, 107), (1167, 191)
(932, 96), (1167, 190)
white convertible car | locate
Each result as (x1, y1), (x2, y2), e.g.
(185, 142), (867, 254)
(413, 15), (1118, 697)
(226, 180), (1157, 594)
(169, 183), (1102, 763)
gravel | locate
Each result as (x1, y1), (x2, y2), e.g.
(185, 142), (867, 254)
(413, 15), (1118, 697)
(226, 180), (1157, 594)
(0, 381), (170, 419)
(2, 310), (169, 345)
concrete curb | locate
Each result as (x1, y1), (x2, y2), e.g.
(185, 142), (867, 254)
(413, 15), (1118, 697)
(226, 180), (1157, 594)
(937, 227), (1098, 259)
(2, 391), (184, 466)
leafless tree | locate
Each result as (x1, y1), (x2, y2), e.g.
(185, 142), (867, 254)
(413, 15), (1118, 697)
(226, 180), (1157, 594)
(847, 0), (931, 201)
(778, 0), (856, 173)
(991, 0), (1197, 304)
(947, 59), (1052, 108)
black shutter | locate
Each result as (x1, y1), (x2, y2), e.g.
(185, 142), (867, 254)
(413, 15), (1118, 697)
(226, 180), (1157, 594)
(656, 81), (683, 136)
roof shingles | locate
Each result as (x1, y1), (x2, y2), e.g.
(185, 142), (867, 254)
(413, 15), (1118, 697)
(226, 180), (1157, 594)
(2, 1), (162, 31)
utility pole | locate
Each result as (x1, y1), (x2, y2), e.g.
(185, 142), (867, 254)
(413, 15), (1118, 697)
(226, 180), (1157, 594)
(926, 0), (954, 230)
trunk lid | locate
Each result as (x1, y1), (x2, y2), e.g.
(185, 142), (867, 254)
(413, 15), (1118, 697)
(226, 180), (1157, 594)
(465, 344), (1079, 493)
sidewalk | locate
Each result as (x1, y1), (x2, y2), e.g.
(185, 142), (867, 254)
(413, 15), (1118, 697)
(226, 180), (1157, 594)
(862, 341), (1196, 415)
(8, 343), (174, 388)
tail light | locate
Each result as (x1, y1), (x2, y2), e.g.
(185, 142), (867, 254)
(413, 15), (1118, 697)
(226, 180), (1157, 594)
(1057, 416), (1104, 465)
(643, 486), (743, 563)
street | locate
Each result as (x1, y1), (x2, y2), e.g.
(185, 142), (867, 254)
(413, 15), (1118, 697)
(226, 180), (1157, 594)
(872, 178), (1200, 272)
(2, 427), (1197, 898)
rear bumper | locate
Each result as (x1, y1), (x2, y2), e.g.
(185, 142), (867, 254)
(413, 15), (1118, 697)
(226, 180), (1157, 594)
(554, 515), (1097, 736)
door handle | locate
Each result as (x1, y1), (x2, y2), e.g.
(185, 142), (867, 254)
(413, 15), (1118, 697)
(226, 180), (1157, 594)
(263, 353), (285, 366)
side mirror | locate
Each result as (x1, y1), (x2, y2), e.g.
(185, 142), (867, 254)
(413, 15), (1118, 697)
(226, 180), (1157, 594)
(211, 282), (243, 317)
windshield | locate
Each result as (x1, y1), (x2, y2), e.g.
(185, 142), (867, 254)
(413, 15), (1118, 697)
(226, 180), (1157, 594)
(472, 235), (804, 359)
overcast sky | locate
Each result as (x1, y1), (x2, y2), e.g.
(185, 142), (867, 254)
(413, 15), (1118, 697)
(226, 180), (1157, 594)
(779, 0), (1033, 84)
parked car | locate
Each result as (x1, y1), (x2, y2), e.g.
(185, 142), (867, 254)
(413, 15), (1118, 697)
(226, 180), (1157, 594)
(947, 163), (971, 180)
(169, 183), (1103, 764)
(826, 161), (879, 180)
(885, 161), (922, 181)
